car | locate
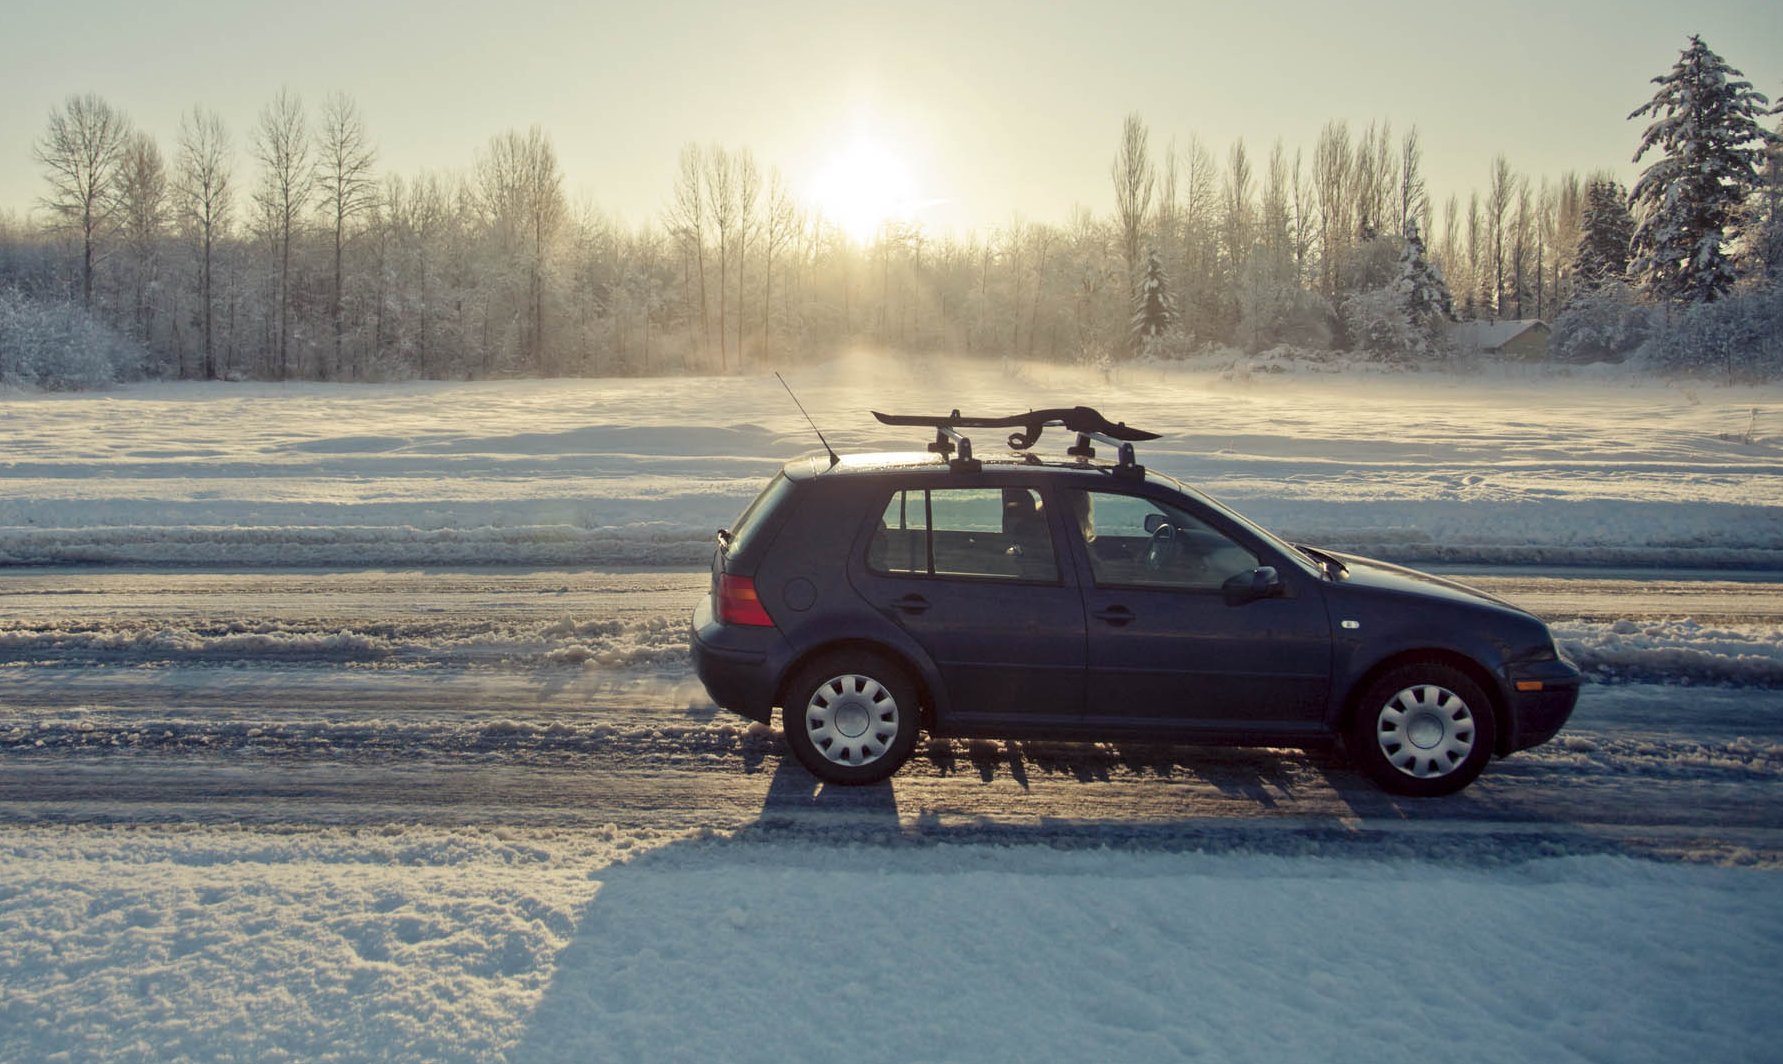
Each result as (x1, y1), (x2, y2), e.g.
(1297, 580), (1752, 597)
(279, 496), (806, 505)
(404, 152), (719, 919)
(690, 406), (1580, 796)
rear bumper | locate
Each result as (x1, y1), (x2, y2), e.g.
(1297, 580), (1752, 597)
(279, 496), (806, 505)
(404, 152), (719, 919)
(689, 596), (787, 725)
(1505, 657), (1582, 752)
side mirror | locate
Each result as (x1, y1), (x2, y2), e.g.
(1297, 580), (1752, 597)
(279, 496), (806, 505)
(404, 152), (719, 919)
(1222, 566), (1282, 606)
(1143, 512), (1167, 535)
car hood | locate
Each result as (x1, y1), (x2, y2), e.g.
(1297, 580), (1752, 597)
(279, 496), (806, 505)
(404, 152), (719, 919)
(1321, 550), (1531, 616)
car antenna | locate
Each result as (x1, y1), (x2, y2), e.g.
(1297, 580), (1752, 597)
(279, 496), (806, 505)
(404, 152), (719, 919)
(775, 371), (839, 467)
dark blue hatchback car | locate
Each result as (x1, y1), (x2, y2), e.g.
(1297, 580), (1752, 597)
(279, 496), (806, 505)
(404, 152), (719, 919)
(691, 408), (1579, 796)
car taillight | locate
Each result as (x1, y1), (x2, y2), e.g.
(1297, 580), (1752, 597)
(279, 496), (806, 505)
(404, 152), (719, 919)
(717, 574), (775, 627)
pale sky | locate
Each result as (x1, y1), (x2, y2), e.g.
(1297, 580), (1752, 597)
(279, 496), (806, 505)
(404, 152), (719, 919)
(3, 0), (1779, 237)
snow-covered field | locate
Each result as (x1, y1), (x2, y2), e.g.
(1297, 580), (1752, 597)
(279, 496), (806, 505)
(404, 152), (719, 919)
(2, 352), (1778, 569)
(3, 355), (1781, 1062)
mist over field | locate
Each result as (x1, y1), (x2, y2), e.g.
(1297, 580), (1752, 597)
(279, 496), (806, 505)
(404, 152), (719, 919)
(0, 351), (1777, 571)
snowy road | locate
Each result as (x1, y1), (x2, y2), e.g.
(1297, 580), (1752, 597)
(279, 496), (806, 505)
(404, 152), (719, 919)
(2, 566), (1779, 863)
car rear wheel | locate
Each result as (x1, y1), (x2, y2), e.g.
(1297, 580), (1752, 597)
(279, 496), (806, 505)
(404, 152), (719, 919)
(782, 651), (920, 785)
(1346, 664), (1496, 797)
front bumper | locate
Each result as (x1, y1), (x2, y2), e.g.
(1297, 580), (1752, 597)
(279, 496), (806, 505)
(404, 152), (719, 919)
(689, 596), (788, 725)
(1505, 656), (1583, 752)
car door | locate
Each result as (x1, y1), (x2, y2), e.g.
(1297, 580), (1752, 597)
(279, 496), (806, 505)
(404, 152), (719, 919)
(1064, 487), (1332, 729)
(851, 482), (1086, 726)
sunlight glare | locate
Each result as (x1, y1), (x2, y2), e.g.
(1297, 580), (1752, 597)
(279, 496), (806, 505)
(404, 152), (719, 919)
(809, 136), (915, 243)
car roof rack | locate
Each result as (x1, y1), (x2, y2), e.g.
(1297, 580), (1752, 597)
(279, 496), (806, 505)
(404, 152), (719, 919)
(871, 406), (1157, 479)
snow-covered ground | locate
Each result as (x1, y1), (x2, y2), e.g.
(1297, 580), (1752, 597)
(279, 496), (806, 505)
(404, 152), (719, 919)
(2, 353), (1778, 569)
(3, 823), (1779, 1064)
(3, 356), (1781, 1062)
(2, 568), (1780, 1062)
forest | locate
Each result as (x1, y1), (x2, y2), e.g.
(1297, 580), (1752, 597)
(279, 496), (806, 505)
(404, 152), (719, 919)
(1, 35), (1779, 388)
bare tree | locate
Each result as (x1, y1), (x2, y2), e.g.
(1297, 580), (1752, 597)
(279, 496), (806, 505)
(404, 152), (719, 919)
(1351, 120), (1391, 240)
(314, 92), (378, 379)
(253, 88), (313, 378)
(666, 144), (711, 363)
(34, 93), (131, 308)
(1485, 154), (1519, 318)
(1397, 127), (1426, 237)
(1179, 136), (1218, 340)
(1023, 223), (1053, 357)
(475, 126), (565, 373)
(627, 225), (666, 373)
(1313, 121), (1354, 298)
(1533, 181), (1555, 319)
(175, 107), (232, 379)
(1436, 194), (1462, 302)
(1289, 149), (1315, 285)
(117, 131), (167, 348)
(1550, 172), (1585, 308)
(734, 149), (760, 368)
(704, 147), (737, 371)
(762, 167), (796, 362)
(1465, 192), (1483, 317)
(1156, 142), (1180, 288)
(385, 170), (452, 377)
(1511, 180), (1532, 318)
(1259, 142), (1291, 271)
(1222, 139), (1254, 281)
(1110, 112), (1155, 312)
(1237, 140), (1297, 352)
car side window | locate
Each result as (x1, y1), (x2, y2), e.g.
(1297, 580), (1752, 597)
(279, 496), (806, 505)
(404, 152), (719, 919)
(1067, 489), (1259, 590)
(870, 488), (929, 574)
(869, 487), (1058, 582)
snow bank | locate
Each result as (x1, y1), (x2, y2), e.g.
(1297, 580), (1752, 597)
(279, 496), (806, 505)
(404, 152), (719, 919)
(0, 523), (719, 568)
(0, 824), (1777, 1063)
(1, 355), (1776, 569)
(1557, 618), (1783, 686)
(0, 612), (689, 670)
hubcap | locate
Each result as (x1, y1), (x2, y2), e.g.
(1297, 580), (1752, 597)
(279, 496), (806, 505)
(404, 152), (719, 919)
(805, 673), (900, 766)
(1376, 684), (1475, 779)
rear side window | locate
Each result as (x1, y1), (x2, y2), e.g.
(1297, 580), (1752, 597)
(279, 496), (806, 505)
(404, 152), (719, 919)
(869, 487), (1057, 582)
(725, 474), (796, 557)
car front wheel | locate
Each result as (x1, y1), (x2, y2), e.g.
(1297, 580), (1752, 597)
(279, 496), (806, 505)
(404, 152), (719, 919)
(1346, 664), (1497, 797)
(781, 651), (920, 785)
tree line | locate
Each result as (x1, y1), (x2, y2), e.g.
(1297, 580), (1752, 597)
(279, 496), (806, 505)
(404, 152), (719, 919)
(2, 34), (1779, 388)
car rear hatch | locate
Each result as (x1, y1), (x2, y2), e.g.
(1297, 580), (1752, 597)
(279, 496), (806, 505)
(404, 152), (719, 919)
(711, 470), (802, 626)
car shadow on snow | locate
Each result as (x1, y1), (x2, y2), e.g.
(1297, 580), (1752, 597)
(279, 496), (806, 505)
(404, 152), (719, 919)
(920, 734), (1328, 809)
(503, 750), (1635, 1063)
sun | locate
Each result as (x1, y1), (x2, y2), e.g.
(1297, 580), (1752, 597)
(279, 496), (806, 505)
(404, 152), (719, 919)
(809, 136), (915, 243)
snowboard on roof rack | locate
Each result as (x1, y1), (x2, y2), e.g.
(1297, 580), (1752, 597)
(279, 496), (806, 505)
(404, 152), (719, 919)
(871, 406), (1158, 450)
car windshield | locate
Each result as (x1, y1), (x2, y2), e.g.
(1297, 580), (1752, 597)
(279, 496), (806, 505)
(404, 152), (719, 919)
(1146, 471), (1326, 578)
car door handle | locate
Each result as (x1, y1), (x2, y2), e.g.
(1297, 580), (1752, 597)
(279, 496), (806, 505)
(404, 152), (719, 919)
(890, 594), (931, 615)
(1092, 605), (1134, 626)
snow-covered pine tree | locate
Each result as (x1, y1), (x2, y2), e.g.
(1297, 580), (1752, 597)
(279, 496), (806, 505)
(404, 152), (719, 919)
(1741, 115), (1783, 283)
(1130, 246), (1175, 347)
(1343, 217), (1455, 363)
(1396, 216), (1454, 330)
(1573, 179), (1635, 293)
(1628, 36), (1779, 304)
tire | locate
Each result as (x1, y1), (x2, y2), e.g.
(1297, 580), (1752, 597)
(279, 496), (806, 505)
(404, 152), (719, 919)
(1345, 663), (1497, 797)
(781, 651), (921, 785)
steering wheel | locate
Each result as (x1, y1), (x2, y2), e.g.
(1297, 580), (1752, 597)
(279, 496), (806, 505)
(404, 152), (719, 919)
(1143, 521), (1179, 572)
